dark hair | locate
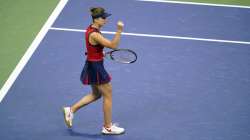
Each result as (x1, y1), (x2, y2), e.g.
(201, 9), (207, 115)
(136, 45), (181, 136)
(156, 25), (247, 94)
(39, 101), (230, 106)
(90, 7), (104, 18)
(90, 7), (111, 21)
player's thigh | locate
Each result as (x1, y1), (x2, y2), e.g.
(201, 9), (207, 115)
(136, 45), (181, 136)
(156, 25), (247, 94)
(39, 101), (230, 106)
(91, 85), (101, 97)
(96, 83), (112, 97)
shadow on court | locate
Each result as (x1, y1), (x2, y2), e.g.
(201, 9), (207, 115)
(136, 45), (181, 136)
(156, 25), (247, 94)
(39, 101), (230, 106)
(66, 129), (123, 140)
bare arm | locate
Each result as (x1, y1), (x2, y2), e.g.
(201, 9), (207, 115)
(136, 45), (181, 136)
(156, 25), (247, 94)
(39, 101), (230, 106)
(90, 21), (124, 49)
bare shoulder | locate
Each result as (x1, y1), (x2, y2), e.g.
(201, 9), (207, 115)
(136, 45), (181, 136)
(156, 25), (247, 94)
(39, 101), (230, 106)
(89, 32), (103, 45)
(89, 32), (102, 39)
(89, 31), (112, 48)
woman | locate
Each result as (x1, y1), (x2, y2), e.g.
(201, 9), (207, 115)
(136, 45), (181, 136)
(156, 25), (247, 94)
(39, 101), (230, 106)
(63, 7), (125, 135)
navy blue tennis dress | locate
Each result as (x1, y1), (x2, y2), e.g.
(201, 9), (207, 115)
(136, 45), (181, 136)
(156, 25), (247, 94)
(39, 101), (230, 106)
(80, 25), (111, 85)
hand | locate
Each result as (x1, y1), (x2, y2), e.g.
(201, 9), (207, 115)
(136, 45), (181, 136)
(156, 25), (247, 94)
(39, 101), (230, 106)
(117, 21), (124, 32)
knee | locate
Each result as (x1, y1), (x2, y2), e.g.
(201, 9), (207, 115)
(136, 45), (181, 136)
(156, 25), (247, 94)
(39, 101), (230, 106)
(106, 86), (112, 94)
(93, 92), (102, 100)
(95, 93), (102, 99)
(97, 83), (112, 98)
(101, 90), (112, 101)
(104, 85), (112, 98)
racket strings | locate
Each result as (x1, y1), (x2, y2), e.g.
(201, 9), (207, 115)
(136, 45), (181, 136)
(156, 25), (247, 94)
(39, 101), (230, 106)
(111, 50), (136, 63)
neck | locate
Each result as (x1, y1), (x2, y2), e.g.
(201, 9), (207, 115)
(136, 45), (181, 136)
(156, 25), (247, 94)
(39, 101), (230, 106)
(91, 23), (100, 30)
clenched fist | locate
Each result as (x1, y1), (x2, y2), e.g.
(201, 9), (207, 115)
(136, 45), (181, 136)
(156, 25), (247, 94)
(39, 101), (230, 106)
(117, 21), (124, 32)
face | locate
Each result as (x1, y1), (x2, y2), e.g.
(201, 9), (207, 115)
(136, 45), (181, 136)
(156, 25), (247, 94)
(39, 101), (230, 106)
(94, 17), (107, 27)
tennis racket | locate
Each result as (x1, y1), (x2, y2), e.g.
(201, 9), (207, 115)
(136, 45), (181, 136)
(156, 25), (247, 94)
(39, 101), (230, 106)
(104, 49), (137, 64)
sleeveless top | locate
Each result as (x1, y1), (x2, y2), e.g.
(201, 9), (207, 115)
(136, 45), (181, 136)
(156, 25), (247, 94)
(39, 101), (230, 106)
(85, 25), (104, 61)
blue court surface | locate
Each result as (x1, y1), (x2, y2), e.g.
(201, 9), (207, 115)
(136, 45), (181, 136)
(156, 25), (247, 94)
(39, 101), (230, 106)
(1, 0), (250, 140)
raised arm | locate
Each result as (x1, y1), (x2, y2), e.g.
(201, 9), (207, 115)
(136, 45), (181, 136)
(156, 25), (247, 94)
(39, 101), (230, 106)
(90, 21), (124, 49)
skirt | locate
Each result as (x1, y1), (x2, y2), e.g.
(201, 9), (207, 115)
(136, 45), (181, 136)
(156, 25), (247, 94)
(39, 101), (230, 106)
(80, 60), (111, 85)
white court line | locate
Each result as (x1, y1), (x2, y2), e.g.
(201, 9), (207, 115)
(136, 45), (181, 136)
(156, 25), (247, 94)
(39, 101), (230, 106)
(138, 0), (250, 9)
(0, 0), (69, 103)
(50, 27), (250, 45)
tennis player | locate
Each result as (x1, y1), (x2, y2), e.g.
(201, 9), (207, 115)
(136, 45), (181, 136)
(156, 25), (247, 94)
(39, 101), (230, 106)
(63, 7), (125, 135)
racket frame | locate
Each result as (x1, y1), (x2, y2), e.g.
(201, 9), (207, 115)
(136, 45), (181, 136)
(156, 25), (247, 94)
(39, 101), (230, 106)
(105, 48), (137, 64)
